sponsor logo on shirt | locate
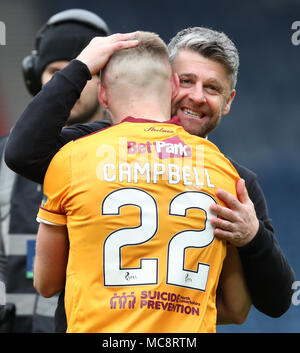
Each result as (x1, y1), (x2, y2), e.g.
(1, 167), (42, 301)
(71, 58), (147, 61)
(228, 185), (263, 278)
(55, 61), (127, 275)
(127, 136), (192, 159)
(109, 289), (201, 316)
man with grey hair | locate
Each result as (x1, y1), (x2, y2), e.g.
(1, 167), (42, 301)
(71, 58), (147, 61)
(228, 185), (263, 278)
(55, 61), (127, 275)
(5, 26), (295, 330)
(167, 27), (294, 319)
(168, 27), (239, 86)
(168, 27), (238, 138)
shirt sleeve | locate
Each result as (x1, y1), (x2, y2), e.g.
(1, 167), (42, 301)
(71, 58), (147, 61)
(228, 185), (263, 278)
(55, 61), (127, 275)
(4, 60), (91, 184)
(238, 175), (295, 317)
(37, 143), (72, 226)
(230, 158), (295, 317)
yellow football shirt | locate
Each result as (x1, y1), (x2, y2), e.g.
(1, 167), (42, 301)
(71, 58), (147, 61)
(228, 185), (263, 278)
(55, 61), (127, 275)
(37, 116), (240, 333)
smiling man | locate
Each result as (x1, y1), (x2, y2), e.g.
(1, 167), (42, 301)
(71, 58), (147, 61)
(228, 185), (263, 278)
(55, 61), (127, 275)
(165, 27), (294, 319)
(171, 49), (235, 137)
(168, 28), (237, 139)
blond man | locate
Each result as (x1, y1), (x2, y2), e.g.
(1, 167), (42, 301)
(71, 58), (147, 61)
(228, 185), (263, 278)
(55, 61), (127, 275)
(33, 32), (249, 333)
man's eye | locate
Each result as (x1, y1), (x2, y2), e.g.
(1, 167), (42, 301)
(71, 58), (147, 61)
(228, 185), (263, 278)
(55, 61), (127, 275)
(180, 79), (192, 86)
(205, 85), (220, 93)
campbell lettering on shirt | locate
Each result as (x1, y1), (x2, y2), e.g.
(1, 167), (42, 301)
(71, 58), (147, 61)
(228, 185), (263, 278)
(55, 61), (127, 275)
(101, 162), (215, 187)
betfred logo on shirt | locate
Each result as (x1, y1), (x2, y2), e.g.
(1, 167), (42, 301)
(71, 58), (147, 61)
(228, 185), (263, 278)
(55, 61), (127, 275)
(127, 136), (192, 159)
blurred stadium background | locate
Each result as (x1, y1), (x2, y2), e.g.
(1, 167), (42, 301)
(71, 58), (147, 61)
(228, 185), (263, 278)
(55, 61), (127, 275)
(0, 0), (299, 332)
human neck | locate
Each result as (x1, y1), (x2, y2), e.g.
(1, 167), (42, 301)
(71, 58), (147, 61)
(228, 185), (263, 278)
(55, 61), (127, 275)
(66, 106), (105, 126)
(86, 107), (105, 123)
(110, 100), (171, 125)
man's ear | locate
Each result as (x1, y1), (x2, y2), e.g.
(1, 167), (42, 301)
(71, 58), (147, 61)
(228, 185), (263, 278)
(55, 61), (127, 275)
(222, 89), (236, 116)
(98, 81), (109, 109)
(171, 73), (179, 101)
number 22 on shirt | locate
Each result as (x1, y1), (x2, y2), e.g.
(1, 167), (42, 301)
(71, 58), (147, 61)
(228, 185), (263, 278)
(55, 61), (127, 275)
(102, 187), (217, 291)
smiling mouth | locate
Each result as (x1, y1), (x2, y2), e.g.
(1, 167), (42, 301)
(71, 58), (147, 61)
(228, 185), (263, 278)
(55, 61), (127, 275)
(181, 108), (206, 119)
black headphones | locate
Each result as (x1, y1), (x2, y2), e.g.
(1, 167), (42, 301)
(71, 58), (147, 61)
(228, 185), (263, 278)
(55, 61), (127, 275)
(22, 9), (110, 96)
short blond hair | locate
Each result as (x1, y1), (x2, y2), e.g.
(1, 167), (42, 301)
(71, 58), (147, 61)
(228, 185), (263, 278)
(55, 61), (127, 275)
(101, 31), (172, 96)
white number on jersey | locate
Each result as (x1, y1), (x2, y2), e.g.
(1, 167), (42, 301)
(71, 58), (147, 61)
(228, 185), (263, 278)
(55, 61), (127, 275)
(102, 188), (216, 291)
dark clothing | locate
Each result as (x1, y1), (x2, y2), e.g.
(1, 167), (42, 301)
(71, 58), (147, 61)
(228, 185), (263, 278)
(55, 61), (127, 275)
(228, 159), (294, 316)
(5, 60), (102, 184)
(0, 135), (56, 332)
(4, 60), (295, 332)
(0, 137), (7, 283)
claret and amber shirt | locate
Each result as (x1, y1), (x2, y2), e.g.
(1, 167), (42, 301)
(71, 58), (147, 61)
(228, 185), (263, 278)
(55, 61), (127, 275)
(37, 116), (240, 333)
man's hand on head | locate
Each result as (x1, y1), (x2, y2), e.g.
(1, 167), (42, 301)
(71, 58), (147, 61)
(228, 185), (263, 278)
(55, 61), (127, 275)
(76, 32), (139, 75)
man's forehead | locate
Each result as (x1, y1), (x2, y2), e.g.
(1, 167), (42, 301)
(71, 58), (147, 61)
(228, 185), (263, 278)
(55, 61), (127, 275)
(173, 49), (220, 70)
(172, 49), (231, 87)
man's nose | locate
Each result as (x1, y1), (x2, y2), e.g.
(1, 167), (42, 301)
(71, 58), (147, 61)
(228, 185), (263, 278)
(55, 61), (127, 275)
(188, 84), (207, 104)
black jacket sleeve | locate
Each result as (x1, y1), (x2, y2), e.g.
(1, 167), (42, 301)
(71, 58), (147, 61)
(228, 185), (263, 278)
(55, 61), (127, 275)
(4, 60), (110, 184)
(0, 136), (8, 283)
(230, 159), (295, 317)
